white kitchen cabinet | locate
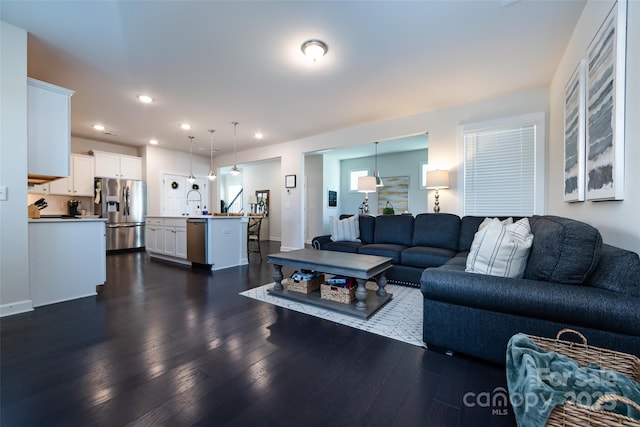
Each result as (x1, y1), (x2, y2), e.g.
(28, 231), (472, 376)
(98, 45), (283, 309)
(119, 155), (142, 180)
(163, 218), (187, 258)
(49, 154), (95, 196)
(146, 217), (188, 263)
(145, 218), (164, 253)
(28, 183), (50, 195)
(27, 78), (74, 184)
(93, 151), (142, 180)
(175, 226), (187, 258)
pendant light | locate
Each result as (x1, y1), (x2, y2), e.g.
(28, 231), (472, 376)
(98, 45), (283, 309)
(187, 135), (196, 183)
(230, 121), (240, 176)
(207, 129), (217, 181)
(374, 141), (384, 187)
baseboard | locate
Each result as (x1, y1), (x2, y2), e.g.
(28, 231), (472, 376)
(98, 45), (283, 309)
(0, 300), (34, 317)
(148, 253), (191, 266)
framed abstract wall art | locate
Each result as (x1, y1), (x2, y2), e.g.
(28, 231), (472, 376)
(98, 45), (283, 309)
(585, 0), (627, 201)
(564, 59), (586, 202)
(377, 176), (409, 215)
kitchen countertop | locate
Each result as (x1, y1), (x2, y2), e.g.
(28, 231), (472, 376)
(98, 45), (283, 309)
(29, 217), (107, 223)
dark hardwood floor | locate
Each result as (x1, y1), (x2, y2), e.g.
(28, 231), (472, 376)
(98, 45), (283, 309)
(1, 243), (516, 426)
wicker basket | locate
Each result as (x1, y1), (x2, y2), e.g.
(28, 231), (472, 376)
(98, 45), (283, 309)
(525, 329), (640, 427)
(320, 283), (356, 304)
(283, 276), (323, 294)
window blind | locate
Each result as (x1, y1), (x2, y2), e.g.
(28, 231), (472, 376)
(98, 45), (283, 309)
(463, 124), (536, 216)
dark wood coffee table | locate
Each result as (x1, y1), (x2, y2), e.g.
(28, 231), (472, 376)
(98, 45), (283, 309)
(267, 249), (393, 319)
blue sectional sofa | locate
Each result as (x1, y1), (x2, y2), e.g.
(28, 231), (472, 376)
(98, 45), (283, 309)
(312, 213), (466, 286)
(312, 214), (640, 364)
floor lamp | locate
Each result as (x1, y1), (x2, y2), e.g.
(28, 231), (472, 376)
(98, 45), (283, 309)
(426, 170), (450, 213)
(357, 176), (377, 215)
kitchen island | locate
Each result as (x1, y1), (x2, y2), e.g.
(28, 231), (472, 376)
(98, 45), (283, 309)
(28, 217), (106, 307)
(145, 215), (248, 270)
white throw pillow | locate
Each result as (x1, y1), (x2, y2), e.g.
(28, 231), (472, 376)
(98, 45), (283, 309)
(466, 217), (533, 278)
(330, 215), (361, 242)
(479, 216), (513, 230)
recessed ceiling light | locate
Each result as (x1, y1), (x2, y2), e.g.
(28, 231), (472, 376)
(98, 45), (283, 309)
(181, 123), (191, 130)
(93, 124), (105, 131)
(138, 95), (153, 103)
(254, 132), (263, 140)
(149, 139), (158, 145)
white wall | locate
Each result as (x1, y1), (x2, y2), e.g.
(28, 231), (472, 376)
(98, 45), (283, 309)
(338, 149), (428, 215)
(548, 0), (640, 253)
(320, 154), (341, 236)
(71, 136), (139, 156)
(0, 21), (32, 316)
(305, 155), (324, 243)
(241, 159), (282, 241)
(141, 145), (212, 216)
(214, 86), (549, 250)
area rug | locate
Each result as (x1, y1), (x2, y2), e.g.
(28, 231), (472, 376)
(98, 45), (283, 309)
(240, 283), (425, 348)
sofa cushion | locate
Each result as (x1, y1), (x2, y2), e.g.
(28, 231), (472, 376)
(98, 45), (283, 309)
(323, 241), (362, 254)
(445, 252), (468, 267)
(330, 215), (360, 242)
(585, 244), (640, 297)
(524, 216), (602, 285)
(412, 213), (460, 251)
(401, 246), (457, 268)
(358, 244), (406, 264)
(374, 215), (414, 245)
(359, 215), (376, 244)
(466, 218), (533, 278)
(458, 216), (486, 252)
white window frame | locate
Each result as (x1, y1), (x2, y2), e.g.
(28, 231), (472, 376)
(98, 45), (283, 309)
(349, 169), (369, 192)
(458, 112), (546, 216)
(419, 162), (429, 188)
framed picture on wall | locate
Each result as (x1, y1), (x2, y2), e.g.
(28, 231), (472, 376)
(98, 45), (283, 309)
(585, 0), (627, 201)
(328, 190), (337, 208)
(563, 59), (586, 203)
(285, 174), (296, 189)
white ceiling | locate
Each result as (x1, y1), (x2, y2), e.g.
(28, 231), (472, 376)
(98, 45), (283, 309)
(1, 0), (585, 156)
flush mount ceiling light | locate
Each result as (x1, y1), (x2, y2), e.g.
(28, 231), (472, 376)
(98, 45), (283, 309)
(230, 121), (241, 176)
(254, 132), (263, 140)
(137, 94), (153, 103)
(180, 123), (191, 130)
(301, 39), (328, 62)
(93, 124), (105, 131)
(187, 135), (196, 183)
(207, 129), (217, 181)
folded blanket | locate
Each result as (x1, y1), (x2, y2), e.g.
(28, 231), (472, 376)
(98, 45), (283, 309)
(506, 333), (640, 427)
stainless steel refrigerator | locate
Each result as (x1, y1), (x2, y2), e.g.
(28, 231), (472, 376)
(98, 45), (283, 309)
(95, 178), (147, 251)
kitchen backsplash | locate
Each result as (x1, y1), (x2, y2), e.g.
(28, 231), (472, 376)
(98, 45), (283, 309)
(27, 194), (94, 216)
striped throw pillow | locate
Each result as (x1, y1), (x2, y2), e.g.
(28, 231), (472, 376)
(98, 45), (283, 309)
(465, 217), (533, 278)
(330, 215), (361, 242)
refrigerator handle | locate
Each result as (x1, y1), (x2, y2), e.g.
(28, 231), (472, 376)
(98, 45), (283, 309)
(123, 186), (130, 217)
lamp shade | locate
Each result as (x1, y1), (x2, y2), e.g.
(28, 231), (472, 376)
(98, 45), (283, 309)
(247, 195), (258, 204)
(426, 170), (450, 189)
(357, 176), (377, 193)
